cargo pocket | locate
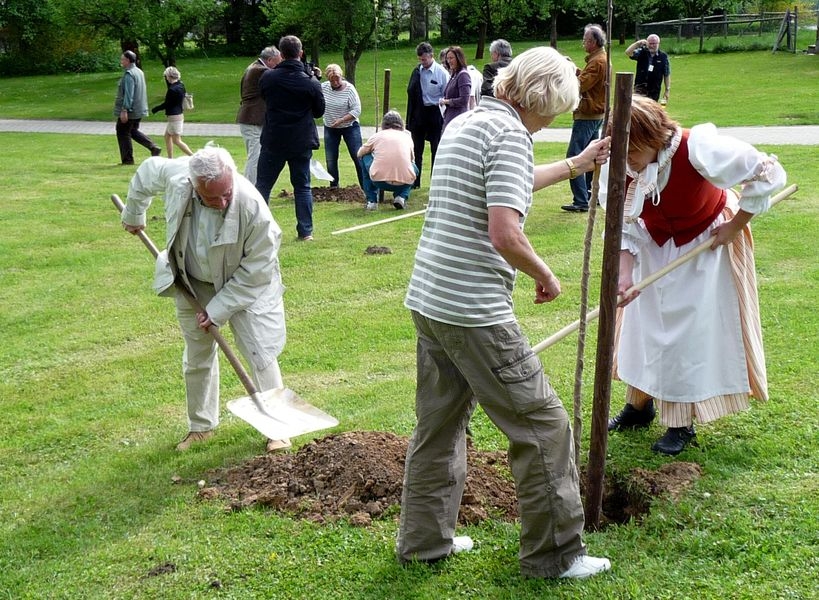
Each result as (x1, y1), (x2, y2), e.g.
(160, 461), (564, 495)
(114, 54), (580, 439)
(493, 352), (553, 415)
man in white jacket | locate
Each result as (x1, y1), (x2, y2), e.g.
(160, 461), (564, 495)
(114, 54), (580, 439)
(121, 144), (289, 452)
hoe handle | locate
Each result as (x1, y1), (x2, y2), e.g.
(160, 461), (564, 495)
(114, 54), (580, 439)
(531, 183), (798, 354)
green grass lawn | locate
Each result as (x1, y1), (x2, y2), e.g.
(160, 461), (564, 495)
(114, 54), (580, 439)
(1, 47), (818, 598)
(1, 44), (818, 128)
(1, 132), (816, 598)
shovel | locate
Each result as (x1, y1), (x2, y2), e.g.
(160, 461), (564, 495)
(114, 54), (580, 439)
(111, 194), (339, 441)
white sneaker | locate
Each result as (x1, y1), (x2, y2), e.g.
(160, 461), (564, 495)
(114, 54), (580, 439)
(451, 536), (474, 554)
(558, 555), (611, 579)
(393, 196), (406, 210)
(365, 201), (378, 211)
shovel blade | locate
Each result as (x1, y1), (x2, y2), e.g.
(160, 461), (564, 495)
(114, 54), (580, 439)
(227, 388), (338, 441)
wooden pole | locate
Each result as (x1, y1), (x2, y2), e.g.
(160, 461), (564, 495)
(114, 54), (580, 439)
(382, 69), (391, 117)
(330, 208), (427, 235)
(584, 73), (632, 530)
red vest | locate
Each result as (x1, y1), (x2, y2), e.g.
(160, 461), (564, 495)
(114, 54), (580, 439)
(633, 130), (726, 247)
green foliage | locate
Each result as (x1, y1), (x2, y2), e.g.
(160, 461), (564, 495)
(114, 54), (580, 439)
(261, 0), (379, 84)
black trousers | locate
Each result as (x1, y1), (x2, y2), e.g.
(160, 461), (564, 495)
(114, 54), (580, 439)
(409, 105), (443, 187)
(116, 118), (156, 164)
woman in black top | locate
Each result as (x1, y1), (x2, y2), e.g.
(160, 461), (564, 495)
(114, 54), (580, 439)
(152, 66), (193, 158)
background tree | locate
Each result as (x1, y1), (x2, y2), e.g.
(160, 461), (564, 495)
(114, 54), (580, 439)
(262, 0), (381, 85)
(58, 0), (220, 66)
(223, 0), (269, 55)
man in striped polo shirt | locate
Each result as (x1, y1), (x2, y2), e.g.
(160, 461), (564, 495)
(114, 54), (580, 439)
(398, 47), (612, 580)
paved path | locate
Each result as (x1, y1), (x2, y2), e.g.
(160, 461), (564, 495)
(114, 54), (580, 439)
(2, 119), (819, 145)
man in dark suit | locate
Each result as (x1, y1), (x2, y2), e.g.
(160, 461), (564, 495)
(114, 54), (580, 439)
(406, 42), (448, 189)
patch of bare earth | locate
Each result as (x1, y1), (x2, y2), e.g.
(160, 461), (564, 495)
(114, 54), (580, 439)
(277, 186), (364, 203)
(199, 431), (702, 529)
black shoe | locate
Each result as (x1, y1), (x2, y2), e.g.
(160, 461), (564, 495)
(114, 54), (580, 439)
(651, 426), (696, 456)
(608, 400), (656, 431)
(150, 146), (162, 157)
(561, 204), (589, 213)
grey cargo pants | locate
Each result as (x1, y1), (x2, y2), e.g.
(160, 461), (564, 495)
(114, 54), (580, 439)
(397, 311), (586, 577)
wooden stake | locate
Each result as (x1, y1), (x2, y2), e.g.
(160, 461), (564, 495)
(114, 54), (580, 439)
(585, 73), (633, 530)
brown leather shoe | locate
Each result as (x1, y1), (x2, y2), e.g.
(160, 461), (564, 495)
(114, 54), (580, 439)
(175, 430), (214, 451)
(266, 438), (292, 453)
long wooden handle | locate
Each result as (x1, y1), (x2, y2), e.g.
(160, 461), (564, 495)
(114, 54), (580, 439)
(111, 194), (261, 398)
(531, 183), (798, 354)
(331, 207), (426, 235)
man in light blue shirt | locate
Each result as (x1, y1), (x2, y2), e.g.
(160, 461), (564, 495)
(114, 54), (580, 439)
(406, 42), (448, 188)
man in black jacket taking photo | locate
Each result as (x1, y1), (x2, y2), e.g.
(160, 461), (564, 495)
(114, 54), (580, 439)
(256, 35), (325, 242)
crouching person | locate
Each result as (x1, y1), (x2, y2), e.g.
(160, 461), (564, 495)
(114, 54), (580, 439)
(120, 144), (291, 453)
(357, 110), (419, 211)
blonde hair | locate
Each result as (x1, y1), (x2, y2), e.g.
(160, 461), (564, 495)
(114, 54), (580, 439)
(163, 66), (180, 81)
(324, 63), (343, 78)
(493, 47), (579, 118)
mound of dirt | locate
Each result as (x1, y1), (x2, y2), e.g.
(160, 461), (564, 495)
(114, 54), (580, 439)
(199, 431), (702, 528)
(277, 186), (364, 203)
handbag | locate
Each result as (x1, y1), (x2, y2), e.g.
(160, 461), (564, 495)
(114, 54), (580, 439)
(183, 93), (194, 110)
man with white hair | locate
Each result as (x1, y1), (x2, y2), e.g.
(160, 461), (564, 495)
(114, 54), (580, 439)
(121, 144), (290, 453)
(398, 46), (612, 580)
(480, 38), (512, 98)
(626, 34), (671, 103)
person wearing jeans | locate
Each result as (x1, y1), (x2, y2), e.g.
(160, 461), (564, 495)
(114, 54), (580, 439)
(357, 111), (418, 210)
(321, 64), (364, 188)
(256, 35), (325, 241)
(562, 24), (607, 213)
(256, 148), (314, 239)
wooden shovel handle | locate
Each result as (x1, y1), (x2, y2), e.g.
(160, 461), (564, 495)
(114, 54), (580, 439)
(531, 183), (798, 354)
(111, 194), (261, 398)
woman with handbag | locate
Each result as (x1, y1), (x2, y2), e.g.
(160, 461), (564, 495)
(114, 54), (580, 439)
(152, 66), (193, 158)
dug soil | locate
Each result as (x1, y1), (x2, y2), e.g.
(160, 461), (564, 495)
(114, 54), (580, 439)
(199, 431), (702, 528)
(278, 186), (364, 203)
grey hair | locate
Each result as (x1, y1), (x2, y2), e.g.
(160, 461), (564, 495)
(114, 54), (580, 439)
(189, 143), (236, 184)
(260, 45), (280, 60)
(585, 24), (606, 47)
(381, 110), (405, 131)
(163, 66), (180, 81)
(493, 46), (579, 118)
(489, 39), (512, 59)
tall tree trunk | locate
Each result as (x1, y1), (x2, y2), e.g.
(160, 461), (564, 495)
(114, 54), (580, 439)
(410, 0), (426, 41)
(476, 22), (487, 60)
(225, 0), (242, 46)
(440, 7), (450, 40)
(550, 10), (558, 48)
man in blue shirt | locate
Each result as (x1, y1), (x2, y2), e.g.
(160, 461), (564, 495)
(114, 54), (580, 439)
(406, 42), (448, 189)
